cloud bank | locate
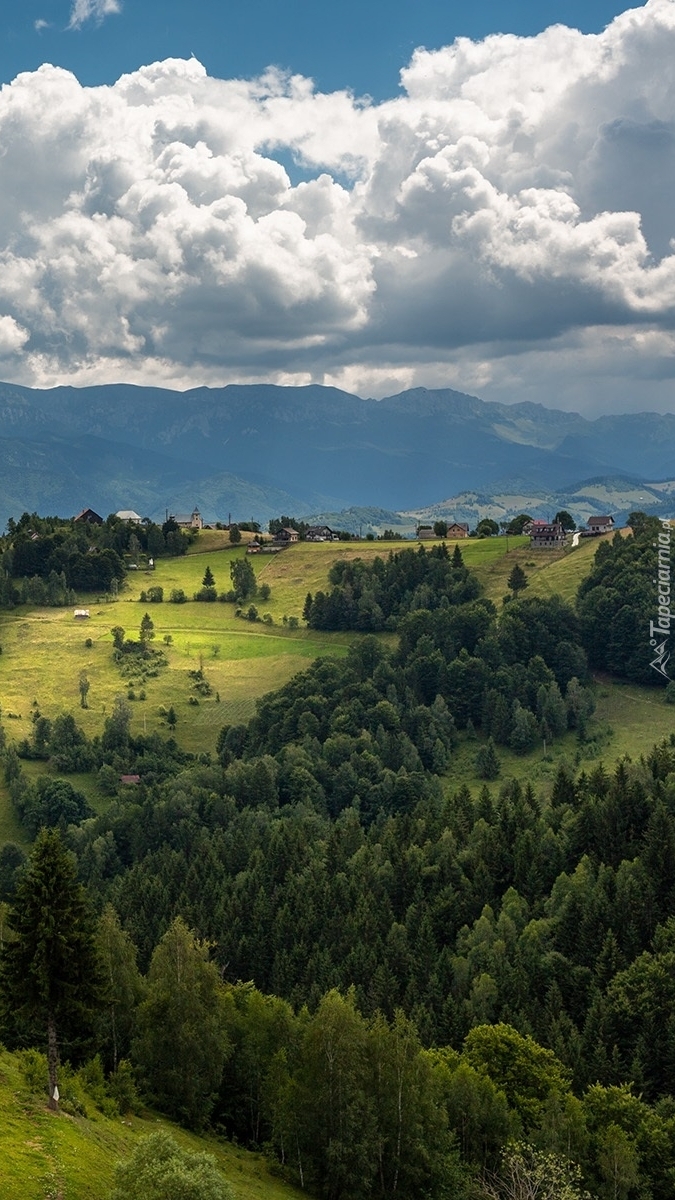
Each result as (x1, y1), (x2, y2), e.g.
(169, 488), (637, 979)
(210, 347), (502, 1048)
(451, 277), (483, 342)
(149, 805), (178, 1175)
(1, 0), (675, 412)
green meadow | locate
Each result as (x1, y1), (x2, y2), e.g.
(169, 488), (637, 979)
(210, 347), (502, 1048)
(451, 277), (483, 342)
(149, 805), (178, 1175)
(0, 528), (672, 830)
(0, 1047), (303, 1200)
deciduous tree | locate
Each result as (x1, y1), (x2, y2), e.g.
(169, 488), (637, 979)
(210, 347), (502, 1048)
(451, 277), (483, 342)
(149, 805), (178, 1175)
(96, 904), (143, 1073)
(133, 917), (230, 1128)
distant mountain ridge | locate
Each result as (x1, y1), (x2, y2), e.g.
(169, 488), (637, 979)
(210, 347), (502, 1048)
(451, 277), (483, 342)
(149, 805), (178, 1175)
(0, 379), (674, 524)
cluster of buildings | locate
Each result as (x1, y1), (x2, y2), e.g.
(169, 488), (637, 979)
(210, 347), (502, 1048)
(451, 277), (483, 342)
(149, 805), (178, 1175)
(416, 522), (469, 539)
(411, 514), (616, 548)
(74, 506), (204, 529)
(247, 525), (340, 554)
(74, 505), (617, 551)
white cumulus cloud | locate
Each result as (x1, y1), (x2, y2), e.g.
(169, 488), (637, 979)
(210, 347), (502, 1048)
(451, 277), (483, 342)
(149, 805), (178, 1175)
(68, 0), (121, 31)
(1, 0), (675, 412)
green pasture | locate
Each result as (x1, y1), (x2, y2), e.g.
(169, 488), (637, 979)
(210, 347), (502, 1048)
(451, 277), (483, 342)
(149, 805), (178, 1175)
(1, 527), (670, 844)
(0, 1048), (303, 1200)
(459, 531), (614, 607)
(446, 671), (675, 803)
(0, 543), (359, 761)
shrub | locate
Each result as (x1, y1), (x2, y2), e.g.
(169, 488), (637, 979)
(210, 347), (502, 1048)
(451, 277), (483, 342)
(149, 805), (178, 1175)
(194, 587), (217, 602)
(169, 588), (187, 603)
(147, 586), (164, 603)
(17, 1048), (48, 1095)
(111, 1132), (233, 1200)
(259, 582), (271, 601)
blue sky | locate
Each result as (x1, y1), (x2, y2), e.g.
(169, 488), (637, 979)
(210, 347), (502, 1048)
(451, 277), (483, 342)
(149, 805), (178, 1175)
(0, 0), (674, 415)
(5, 0), (634, 97)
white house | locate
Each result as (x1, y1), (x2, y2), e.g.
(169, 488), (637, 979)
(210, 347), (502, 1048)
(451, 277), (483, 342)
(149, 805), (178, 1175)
(587, 516), (615, 535)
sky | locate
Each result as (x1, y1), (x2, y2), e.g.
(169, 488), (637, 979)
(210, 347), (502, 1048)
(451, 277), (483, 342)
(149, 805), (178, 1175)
(0, 0), (674, 414)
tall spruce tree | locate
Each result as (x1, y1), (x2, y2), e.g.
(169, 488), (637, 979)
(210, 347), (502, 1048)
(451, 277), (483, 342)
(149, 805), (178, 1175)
(0, 828), (103, 1108)
(507, 563), (529, 596)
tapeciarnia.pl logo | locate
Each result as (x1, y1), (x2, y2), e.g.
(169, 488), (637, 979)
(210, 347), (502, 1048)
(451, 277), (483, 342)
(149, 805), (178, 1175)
(650, 518), (672, 680)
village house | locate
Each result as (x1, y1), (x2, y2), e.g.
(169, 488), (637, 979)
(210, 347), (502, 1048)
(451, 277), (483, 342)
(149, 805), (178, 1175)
(305, 525), (338, 542)
(273, 527), (300, 545)
(530, 521), (566, 549)
(447, 522), (469, 538)
(587, 515), (615, 536)
(115, 509), (142, 524)
(523, 519), (548, 536)
(416, 525), (435, 539)
(73, 508), (103, 526)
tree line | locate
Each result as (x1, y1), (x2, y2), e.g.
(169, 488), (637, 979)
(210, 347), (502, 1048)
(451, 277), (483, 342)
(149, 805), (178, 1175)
(0, 510), (194, 606)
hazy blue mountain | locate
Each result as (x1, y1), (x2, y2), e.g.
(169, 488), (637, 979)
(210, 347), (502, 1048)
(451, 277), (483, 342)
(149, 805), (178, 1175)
(0, 379), (674, 524)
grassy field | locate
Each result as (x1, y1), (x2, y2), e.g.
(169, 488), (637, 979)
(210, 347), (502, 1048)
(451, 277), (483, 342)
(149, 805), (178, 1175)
(445, 675), (675, 804)
(0, 543), (361, 760)
(0, 1048), (303, 1200)
(1, 527), (671, 838)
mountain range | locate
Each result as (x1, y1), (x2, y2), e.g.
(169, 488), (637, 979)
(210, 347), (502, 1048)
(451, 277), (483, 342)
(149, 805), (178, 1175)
(0, 379), (674, 526)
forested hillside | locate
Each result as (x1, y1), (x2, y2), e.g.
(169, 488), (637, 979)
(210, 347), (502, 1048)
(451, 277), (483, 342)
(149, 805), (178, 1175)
(0, 515), (673, 1198)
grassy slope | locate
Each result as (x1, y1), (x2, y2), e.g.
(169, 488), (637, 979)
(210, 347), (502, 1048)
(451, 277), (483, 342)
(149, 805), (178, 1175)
(0, 529), (672, 826)
(0, 1049), (302, 1200)
(0, 530), (673, 1193)
(0, 543), (361, 758)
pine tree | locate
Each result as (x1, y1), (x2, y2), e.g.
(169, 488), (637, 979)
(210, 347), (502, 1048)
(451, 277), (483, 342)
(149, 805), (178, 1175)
(202, 565), (215, 588)
(0, 829), (103, 1108)
(475, 738), (501, 780)
(451, 544), (464, 568)
(139, 611), (155, 644)
(507, 563), (529, 595)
